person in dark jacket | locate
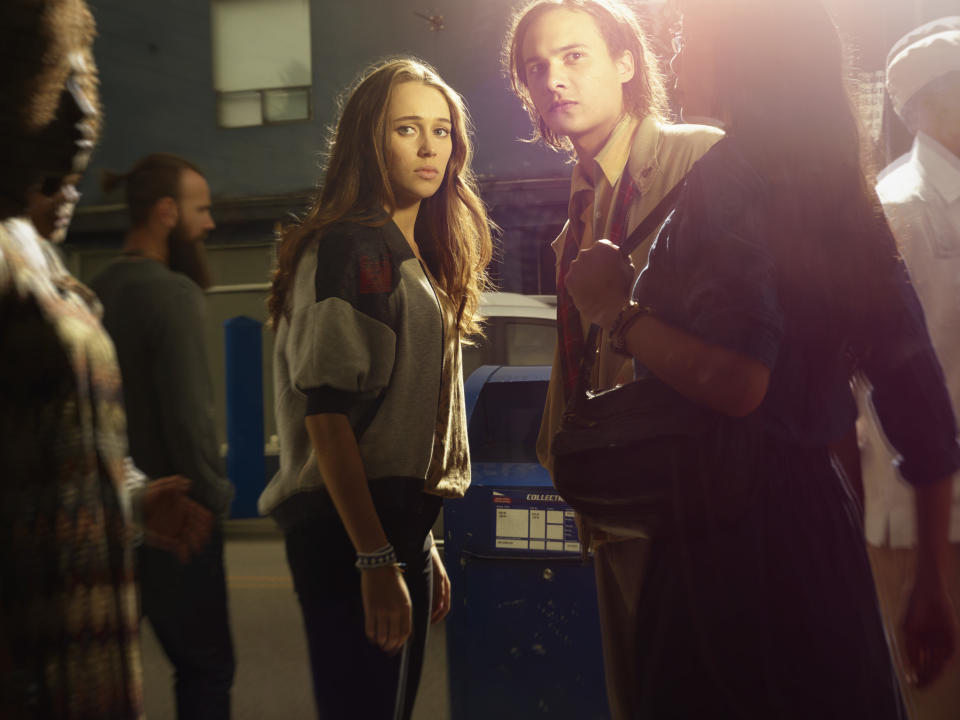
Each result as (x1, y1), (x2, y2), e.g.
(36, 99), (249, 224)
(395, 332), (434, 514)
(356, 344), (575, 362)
(566, 0), (958, 716)
(1, 2), (211, 717)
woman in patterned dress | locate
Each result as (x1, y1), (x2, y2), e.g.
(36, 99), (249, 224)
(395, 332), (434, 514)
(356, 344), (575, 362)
(0, 2), (210, 717)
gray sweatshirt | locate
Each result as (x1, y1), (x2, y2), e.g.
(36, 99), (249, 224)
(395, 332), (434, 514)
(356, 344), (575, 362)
(259, 216), (470, 531)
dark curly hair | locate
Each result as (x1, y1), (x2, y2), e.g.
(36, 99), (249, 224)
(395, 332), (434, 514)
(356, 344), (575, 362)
(0, 0), (97, 137)
(0, 0), (98, 205)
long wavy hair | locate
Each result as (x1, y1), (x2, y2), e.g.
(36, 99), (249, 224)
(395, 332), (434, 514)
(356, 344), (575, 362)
(680, 0), (897, 364)
(503, 0), (670, 155)
(268, 57), (493, 340)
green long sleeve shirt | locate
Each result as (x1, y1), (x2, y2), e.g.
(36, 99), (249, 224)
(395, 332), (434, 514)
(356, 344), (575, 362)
(93, 257), (234, 517)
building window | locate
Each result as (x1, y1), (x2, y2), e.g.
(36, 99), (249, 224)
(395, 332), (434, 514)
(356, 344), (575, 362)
(211, 0), (312, 128)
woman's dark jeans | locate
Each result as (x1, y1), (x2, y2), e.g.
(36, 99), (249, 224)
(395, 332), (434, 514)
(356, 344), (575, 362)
(285, 483), (441, 720)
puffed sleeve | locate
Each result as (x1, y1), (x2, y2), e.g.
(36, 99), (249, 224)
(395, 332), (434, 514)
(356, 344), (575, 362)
(288, 228), (400, 417)
(638, 143), (784, 369)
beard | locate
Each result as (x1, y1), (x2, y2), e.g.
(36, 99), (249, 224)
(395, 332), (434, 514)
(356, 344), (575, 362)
(168, 223), (213, 290)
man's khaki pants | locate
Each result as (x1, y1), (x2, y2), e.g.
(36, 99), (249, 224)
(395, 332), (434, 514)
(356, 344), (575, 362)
(593, 537), (651, 720)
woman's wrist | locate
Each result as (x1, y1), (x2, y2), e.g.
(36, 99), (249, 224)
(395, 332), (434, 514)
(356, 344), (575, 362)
(355, 543), (400, 571)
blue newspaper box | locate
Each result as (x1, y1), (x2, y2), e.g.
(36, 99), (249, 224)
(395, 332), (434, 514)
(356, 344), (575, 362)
(445, 365), (610, 719)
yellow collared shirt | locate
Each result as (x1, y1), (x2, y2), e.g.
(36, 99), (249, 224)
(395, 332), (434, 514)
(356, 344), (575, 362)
(538, 114), (724, 474)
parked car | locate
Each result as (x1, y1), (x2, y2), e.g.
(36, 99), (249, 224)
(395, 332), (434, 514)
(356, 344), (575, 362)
(462, 292), (557, 381)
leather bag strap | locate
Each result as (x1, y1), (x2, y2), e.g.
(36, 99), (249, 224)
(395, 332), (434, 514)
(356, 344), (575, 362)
(569, 175), (688, 416)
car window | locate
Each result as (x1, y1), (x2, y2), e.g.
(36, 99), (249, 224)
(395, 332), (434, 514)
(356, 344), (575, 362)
(504, 321), (555, 366)
(462, 316), (556, 382)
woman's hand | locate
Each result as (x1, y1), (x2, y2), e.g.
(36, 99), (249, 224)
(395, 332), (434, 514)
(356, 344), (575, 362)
(306, 413), (409, 652)
(565, 239), (635, 329)
(430, 544), (451, 624)
(361, 565), (412, 655)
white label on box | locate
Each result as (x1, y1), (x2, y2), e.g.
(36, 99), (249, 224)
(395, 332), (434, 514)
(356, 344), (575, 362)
(496, 508), (529, 539)
(529, 509), (546, 539)
(496, 538), (529, 550)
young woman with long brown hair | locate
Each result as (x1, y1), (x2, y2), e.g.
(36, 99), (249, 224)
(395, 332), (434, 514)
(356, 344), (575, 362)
(260, 57), (492, 719)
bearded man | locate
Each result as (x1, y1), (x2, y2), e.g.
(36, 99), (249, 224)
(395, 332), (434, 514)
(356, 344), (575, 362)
(92, 153), (235, 720)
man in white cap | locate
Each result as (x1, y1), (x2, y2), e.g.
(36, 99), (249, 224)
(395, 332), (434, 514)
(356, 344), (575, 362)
(858, 16), (960, 720)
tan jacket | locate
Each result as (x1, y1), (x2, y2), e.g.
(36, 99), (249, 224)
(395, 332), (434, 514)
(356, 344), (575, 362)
(536, 115), (723, 474)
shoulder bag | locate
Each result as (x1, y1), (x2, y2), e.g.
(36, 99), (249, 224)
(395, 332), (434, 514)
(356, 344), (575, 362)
(551, 175), (717, 537)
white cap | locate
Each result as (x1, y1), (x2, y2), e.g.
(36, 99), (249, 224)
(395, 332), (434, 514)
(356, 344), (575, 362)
(886, 16), (960, 117)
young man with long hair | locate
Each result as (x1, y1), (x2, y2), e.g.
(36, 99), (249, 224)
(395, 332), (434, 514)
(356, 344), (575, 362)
(503, 1), (720, 716)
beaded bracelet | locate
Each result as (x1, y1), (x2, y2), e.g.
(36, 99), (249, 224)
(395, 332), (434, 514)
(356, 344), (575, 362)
(609, 302), (655, 357)
(354, 543), (399, 571)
